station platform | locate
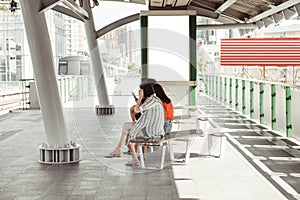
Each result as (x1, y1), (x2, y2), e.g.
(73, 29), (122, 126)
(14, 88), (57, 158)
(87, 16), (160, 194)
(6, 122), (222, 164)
(0, 94), (298, 200)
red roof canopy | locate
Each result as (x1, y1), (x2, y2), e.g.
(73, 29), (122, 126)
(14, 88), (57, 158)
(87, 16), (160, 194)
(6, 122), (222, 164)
(220, 38), (300, 66)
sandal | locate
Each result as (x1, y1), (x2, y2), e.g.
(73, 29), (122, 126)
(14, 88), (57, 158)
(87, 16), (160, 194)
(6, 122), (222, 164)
(123, 150), (131, 155)
(125, 159), (139, 166)
(104, 148), (121, 158)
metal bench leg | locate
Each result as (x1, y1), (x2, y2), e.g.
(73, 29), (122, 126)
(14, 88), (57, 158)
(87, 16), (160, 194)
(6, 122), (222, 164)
(185, 139), (191, 164)
(138, 144), (145, 168)
(168, 141), (174, 161)
(218, 136), (226, 158)
(149, 146), (153, 153)
(160, 144), (166, 169)
(207, 135), (212, 156)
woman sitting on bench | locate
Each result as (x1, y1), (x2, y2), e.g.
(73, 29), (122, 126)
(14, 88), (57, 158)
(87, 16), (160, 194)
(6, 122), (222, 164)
(104, 83), (165, 166)
(153, 83), (174, 136)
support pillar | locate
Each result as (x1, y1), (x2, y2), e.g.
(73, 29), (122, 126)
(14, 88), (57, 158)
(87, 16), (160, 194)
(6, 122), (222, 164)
(20, 0), (79, 164)
(83, 1), (114, 115)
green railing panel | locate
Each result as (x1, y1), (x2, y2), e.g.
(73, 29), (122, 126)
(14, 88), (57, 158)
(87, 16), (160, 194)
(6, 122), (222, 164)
(215, 76), (219, 100)
(271, 84), (276, 130)
(235, 79), (239, 110)
(211, 75), (214, 98)
(220, 76), (223, 101)
(229, 78), (233, 107)
(250, 81), (254, 119)
(205, 76), (208, 95)
(242, 80), (246, 114)
(224, 77), (227, 104)
(259, 83), (264, 124)
(203, 75), (296, 139)
(286, 86), (292, 137)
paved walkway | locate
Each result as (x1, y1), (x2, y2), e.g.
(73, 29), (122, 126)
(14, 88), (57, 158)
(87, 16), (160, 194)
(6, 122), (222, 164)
(0, 96), (293, 200)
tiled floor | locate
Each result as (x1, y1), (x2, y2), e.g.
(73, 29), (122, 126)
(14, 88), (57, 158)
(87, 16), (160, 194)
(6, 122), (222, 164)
(0, 98), (294, 200)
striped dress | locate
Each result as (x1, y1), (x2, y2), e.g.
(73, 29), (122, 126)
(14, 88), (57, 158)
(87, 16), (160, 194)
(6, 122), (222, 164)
(127, 94), (165, 143)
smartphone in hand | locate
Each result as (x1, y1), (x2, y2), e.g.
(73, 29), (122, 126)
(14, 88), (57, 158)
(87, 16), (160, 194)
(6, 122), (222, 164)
(132, 92), (138, 102)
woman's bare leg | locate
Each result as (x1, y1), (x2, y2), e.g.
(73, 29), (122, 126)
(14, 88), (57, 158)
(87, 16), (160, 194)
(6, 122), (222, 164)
(105, 122), (133, 158)
(130, 105), (136, 122)
(126, 143), (139, 166)
(128, 144), (138, 161)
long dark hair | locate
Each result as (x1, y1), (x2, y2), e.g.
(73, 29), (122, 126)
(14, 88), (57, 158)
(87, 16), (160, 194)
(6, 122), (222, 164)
(153, 84), (171, 103)
(140, 83), (155, 99)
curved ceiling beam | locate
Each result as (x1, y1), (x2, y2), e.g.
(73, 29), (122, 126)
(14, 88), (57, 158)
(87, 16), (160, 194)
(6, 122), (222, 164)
(96, 13), (140, 39)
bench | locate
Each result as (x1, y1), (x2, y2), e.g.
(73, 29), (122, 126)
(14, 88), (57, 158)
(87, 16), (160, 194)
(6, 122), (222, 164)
(130, 129), (227, 170)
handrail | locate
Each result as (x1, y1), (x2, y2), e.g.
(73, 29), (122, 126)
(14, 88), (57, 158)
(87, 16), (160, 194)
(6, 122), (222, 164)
(0, 91), (28, 98)
(202, 74), (300, 88)
(203, 73), (300, 140)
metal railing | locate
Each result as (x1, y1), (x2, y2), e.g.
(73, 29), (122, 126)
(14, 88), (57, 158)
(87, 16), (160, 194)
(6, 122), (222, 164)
(203, 74), (300, 140)
(0, 81), (28, 111)
(57, 75), (91, 103)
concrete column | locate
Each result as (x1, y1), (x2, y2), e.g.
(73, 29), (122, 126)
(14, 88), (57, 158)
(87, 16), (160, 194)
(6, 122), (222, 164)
(20, 0), (69, 147)
(83, 1), (109, 106)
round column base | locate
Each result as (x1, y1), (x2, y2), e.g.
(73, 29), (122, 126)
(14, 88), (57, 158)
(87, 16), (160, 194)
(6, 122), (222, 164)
(39, 143), (80, 164)
(95, 105), (115, 115)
